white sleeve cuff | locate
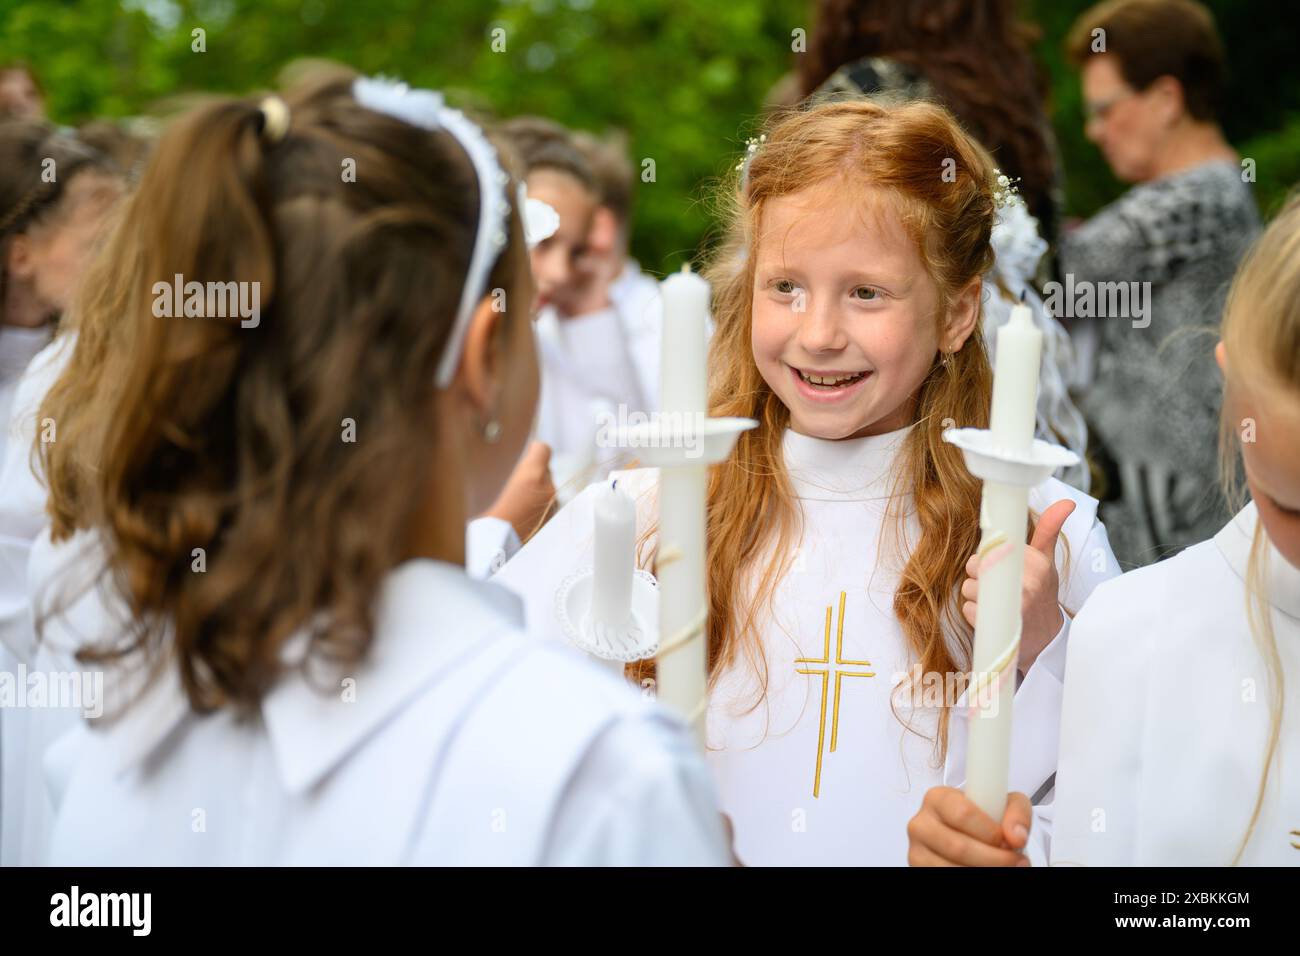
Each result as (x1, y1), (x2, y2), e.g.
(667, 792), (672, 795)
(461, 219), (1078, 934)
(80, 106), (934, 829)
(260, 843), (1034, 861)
(465, 516), (522, 581)
(944, 613), (1069, 799)
(1024, 801), (1053, 866)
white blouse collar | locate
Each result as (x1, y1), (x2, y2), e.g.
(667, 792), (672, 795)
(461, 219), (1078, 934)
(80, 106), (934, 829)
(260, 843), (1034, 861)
(101, 559), (525, 789)
(1214, 501), (1300, 622)
(0, 323), (53, 380)
(782, 423), (914, 502)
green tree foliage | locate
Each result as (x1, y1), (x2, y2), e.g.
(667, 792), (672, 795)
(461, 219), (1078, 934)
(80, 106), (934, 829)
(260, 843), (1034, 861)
(2, 0), (1295, 273)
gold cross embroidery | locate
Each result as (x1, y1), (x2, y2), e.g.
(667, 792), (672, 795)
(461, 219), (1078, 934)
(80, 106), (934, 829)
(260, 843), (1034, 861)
(1290, 829), (1300, 850)
(795, 591), (875, 799)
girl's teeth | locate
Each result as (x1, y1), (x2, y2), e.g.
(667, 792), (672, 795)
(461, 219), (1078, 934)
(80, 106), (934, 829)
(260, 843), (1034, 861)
(800, 370), (865, 386)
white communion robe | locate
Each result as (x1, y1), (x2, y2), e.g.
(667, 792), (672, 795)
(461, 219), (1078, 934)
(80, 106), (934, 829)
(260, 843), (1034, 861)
(45, 559), (731, 866)
(1048, 501), (1300, 866)
(0, 339), (728, 866)
(0, 335), (540, 862)
(533, 262), (671, 499)
(0, 335), (73, 866)
(495, 424), (1119, 865)
(534, 303), (647, 449)
(0, 324), (53, 469)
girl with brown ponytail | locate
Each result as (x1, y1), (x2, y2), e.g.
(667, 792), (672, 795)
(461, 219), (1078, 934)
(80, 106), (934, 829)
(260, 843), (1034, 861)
(504, 96), (1118, 866)
(34, 71), (728, 865)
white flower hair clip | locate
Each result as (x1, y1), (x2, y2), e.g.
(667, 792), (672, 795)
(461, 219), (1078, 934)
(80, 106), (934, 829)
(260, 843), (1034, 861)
(734, 134), (766, 172)
(991, 169), (1024, 210)
(735, 133), (767, 188)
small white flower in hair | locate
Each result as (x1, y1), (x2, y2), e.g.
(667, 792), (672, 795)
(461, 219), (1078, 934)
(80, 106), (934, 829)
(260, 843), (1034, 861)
(991, 167), (1025, 210)
(734, 133), (766, 172)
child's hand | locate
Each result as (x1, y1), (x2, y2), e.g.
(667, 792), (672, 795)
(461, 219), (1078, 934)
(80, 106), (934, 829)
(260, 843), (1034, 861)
(961, 498), (1075, 673)
(907, 786), (1033, 867)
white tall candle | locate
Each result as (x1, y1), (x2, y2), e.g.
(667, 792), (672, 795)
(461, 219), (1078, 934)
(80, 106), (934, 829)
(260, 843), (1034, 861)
(965, 301), (1043, 819)
(654, 265), (710, 740)
(659, 265), (709, 417)
(988, 301), (1039, 454)
(591, 480), (636, 630)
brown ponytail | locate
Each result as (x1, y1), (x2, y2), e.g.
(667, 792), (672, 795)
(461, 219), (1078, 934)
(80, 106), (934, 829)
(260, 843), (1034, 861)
(39, 71), (532, 713)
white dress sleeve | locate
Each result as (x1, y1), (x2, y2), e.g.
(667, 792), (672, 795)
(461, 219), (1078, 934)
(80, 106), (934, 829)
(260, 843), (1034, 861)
(0, 337), (72, 662)
(1050, 576), (1148, 866)
(944, 482), (1118, 802)
(542, 713), (732, 866)
(1024, 801), (1054, 866)
(464, 516), (521, 581)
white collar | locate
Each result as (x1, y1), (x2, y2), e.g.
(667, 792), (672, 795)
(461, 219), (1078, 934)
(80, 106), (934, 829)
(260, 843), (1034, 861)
(782, 424), (913, 502)
(101, 559), (525, 791)
(0, 323), (53, 380)
(1214, 501), (1300, 622)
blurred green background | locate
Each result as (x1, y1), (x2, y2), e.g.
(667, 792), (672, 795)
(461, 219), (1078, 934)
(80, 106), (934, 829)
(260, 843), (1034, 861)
(4, 0), (1297, 274)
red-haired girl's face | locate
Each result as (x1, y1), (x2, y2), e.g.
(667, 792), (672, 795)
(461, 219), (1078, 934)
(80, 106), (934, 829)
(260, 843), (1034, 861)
(750, 180), (942, 440)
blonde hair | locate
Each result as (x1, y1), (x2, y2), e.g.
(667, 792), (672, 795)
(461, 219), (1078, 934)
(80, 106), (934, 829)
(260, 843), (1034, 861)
(684, 97), (1012, 759)
(1217, 193), (1300, 863)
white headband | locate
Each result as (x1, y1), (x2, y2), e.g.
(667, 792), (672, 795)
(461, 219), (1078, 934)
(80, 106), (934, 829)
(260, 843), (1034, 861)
(352, 76), (558, 388)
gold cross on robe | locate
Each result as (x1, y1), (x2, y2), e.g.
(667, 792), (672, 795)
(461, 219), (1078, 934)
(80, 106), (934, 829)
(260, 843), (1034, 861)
(795, 591), (876, 798)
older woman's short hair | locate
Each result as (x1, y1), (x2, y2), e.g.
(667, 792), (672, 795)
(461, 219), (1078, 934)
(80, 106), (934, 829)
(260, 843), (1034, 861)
(1066, 0), (1226, 122)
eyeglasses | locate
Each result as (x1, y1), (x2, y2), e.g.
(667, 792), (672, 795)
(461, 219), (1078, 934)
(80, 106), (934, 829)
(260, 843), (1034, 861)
(1083, 90), (1139, 122)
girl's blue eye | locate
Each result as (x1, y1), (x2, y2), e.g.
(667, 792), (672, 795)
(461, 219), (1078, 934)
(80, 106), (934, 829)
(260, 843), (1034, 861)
(854, 286), (881, 301)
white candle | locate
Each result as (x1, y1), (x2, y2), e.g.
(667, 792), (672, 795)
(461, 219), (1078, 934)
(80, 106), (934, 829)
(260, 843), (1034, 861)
(656, 466), (708, 734)
(591, 480), (636, 630)
(988, 301), (1039, 454)
(654, 265), (710, 740)
(965, 300), (1043, 819)
(659, 265), (709, 417)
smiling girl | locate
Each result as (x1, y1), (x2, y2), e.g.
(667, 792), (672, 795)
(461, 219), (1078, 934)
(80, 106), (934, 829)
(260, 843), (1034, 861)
(502, 97), (1118, 865)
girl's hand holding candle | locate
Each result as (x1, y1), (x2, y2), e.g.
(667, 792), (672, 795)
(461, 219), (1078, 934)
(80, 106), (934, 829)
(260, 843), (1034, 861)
(906, 787), (1033, 868)
(960, 498), (1075, 673)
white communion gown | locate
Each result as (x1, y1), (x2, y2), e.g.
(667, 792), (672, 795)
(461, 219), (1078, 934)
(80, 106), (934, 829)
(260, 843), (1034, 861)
(496, 423), (1119, 864)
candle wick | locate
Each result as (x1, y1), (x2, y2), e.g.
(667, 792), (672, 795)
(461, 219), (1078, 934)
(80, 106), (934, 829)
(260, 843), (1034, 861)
(1019, 288), (1027, 303)
(612, 479), (618, 491)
